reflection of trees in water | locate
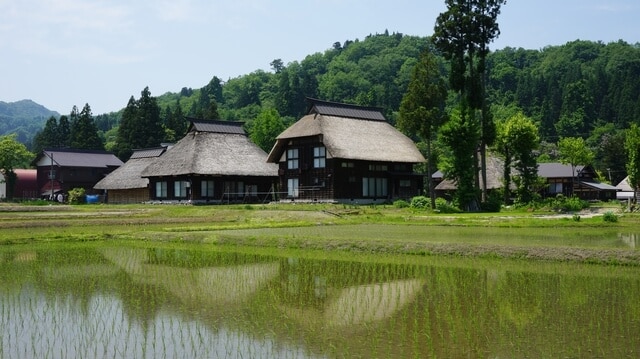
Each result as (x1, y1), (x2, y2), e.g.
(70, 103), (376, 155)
(619, 233), (640, 248)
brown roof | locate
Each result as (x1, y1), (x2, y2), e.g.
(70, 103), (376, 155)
(36, 149), (123, 168)
(94, 148), (167, 190)
(141, 128), (278, 178)
(267, 100), (424, 163)
(537, 163), (586, 178)
(307, 98), (386, 121)
(187, 119), (246, 134)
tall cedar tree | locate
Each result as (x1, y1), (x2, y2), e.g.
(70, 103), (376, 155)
(398, 49), (448, 209)
(164, 98), (187, 142)
(116, 87), (164, 160)
(625, 124), (640, 204)
(33, 116), (59, 153)
(69, 104), (104, 150)
(433, 0), (506, 209)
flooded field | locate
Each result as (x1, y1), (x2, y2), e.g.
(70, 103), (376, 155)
(1, 243), (639, 358)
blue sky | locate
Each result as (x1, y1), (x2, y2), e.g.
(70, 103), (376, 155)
(1, 0), (638, 115)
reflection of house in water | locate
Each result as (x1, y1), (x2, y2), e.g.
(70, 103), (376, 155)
(618, 233), (640, 248)
(100, 248), (279, 306)
(276, 258), (424, 327)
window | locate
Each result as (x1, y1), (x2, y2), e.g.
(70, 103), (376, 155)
(201, 180), (214, 197)
(368, 164), (388, 171)
(174, 181), (189, 198)
(313, 146), (326, 168)
(287, 178), (299, 197)
(287, 148), (299, 169)
(341, 162), (354, 168)
(362, 177), (388, 197)
(549, 182), (563, 194)
(399, 179), (411, 187)
(155, 181), (168, 198)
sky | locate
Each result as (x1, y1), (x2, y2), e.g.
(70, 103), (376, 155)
(1, 0), (639, 115)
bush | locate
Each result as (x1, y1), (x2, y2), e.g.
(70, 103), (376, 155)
(435, 197), (461, 213)
(410, 196), (430, 209)
(481, 190), (503, 213)
(67, 188), (86, 204)
(546, 194), (589, 212)
(393, 199), (410, 208)
(602, 211), (618, 223)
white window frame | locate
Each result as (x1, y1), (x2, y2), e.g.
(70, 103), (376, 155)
(155, 181), (168, 198)
(362, 177), (388, 197)
(287, 148), (299, 169)
(313, 146), (326, 168)
(174, 181), (189, 198)
(287, 178), (299, 197)
(201, 180), (214, 197)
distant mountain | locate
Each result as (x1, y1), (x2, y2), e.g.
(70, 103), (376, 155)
(0, 99), (59, 145)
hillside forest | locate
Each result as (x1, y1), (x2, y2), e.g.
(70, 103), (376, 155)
(12, 32), (640, 190)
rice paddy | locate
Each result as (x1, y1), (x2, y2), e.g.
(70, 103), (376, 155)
(1, 203), (639, 357)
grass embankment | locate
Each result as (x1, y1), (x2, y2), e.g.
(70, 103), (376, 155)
(1, 202), (638, 265)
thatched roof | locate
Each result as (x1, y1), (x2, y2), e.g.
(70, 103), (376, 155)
(94, 147), (167, 190)
(267, 99), (424, 163)
(141, 120), (278, 178)
(435, 154), (508, 191)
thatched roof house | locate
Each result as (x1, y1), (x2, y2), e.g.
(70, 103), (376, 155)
(141, 119), (278, 203)
(267, 99), (424, 164)
(434, 154), (507, 194)
(267, 98), (425, 203)
(94, 147), (168, 204)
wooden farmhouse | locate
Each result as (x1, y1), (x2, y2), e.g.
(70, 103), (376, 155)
(537, 163), (618, 200)
(94, 146), (168, 204)
(32, 149), (123, 199)
(266, 98), (425, 203)
(140, 119), (278, 204)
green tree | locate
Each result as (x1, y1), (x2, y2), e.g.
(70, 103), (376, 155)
(70, 103), (104, 150)
(164, 99), (187, 142)
(249, 108), (286, 152)
(439, 109), (481, 210)
(495, 112), (540, 204)
(398, 49), (448, 208)
(558, 136), (595, 196)
(625, 124), (640, 204)
(115, 87), (164, 160)
(433, 0), (506, 206)
(57, 115), (71, 148)
(0, 134), (33, 199)
(32, 116), (59, 153)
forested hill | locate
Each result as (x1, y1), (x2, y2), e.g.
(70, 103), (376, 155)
(0, 100), (59, 144)
(7, 32), (640, 158)
(158, 34), (640, 143)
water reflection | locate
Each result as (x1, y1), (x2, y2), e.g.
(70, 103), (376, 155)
(1, 245), (639, 358)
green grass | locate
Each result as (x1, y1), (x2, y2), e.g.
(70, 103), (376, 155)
(1, 202), (638, 264)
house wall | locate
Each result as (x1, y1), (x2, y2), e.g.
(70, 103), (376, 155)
(36, 165), (117, 197)
(276, 137), (423, 203)
(147, 175), (277, 204)
(107, 188), (149, 204)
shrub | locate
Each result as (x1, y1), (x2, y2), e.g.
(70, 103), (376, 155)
(602, 211), (618, 223)
(393, 199), (410, 208)
(67, 188), (86, 204)
(410, 196), (430, 209)
(572, 214), (581, 222)
(435, 197), (461, 213)
(481, 190), (503, 213)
